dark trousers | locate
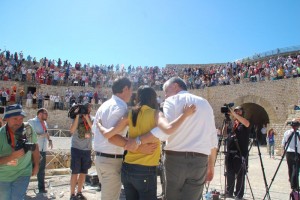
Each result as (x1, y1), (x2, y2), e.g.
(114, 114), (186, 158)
(226, 154), (247, 198)
(1, 97), (7, 106)
(38, 151), (46, 190)
(286, 152), (300, 190)
(121, 163), (157, 200)
(18, 96), (23, 105)
(54, 102), (59, 109)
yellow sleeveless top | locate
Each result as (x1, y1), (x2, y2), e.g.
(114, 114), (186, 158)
(124, 105), (161, 166)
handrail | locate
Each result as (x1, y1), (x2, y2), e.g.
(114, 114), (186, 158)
(47, 129), (71, 137)
(236, 45), (300, 62)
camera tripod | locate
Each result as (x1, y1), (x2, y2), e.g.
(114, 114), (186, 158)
(263, 125), (300, 200)
(248, 136), (271, 200)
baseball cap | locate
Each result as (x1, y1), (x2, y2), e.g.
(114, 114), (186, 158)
(3, 104), (26, 119)
(234, 106), (243, 111)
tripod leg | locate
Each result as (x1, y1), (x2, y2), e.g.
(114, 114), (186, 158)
(244, 171), (255, 200)
(255, 139), (271, 200)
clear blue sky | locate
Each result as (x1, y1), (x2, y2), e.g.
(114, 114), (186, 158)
(1, 0), (300, 68)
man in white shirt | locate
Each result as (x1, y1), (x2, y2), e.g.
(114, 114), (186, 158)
(126, 77), (218, 200)
(281, 119), (300, 191)
(92, 77), (132, 200)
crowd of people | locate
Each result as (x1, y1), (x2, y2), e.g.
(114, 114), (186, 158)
(1, 49), (300, 112)
(1, 48), (300, 200)
(0, 83), (110, 111)
(1, 49), (300, 92)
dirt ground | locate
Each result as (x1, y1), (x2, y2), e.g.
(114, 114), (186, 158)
(25, 146), (291, 200)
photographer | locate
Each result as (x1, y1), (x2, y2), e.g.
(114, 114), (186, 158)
(225, 106), (250, 200)
(281, 118), (300, 191)
(69, 102), (93, 200)
(0, 104), (39, 200)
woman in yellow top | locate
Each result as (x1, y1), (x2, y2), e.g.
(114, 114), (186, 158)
(97, 85), (195, 200)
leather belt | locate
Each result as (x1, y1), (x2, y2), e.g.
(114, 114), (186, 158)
(95, 152), (123, 159)
(165, 150), (207, 157)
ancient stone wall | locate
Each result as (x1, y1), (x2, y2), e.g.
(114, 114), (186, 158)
(1, 78), (300, 154)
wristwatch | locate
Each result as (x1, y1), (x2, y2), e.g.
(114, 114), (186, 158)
(135, 136), (142, 146)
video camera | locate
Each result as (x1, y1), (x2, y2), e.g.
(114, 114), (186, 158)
(221, 103), (234, 114)
(287, 121), (300, 127)
(15, 138), (36, 153)
(68, 103), (90, 119)
(14, 124), (36, 153)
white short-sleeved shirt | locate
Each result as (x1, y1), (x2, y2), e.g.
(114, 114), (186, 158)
(282, 129), (300, 154)
(152, 91), (217, 155)
(92, 95), (128, 154)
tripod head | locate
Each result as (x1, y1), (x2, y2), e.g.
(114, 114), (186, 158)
(287, 120), (300, 132)
(224, 113), (231, 122)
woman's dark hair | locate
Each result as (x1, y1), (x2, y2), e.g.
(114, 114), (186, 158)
(131, 85), (158, 127)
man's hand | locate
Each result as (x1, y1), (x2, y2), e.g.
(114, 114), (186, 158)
(74, 107), (80, 114)
(125, 138), (139, 151)
(137, 143), (158, 154)
(5, 149), (25, 166)
(11, 149), (25, 160)
(32, 164), (39, 176)
(48, 140), (53, 149)
(206, 165), (214, 182)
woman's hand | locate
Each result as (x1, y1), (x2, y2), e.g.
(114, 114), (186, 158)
(183, 104), (196, 117)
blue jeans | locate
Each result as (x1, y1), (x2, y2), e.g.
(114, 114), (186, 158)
(0, 176), (30, 200)
(121, 163), (157, 200)
(38, 151), (46, 190)
(38, 99), (43, 109)
(269, 143), (275, 157)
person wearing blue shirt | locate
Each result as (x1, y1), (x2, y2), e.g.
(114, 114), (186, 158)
(28, 108), (53, 193)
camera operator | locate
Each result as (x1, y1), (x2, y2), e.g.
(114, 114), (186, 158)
(281, 118), (300, 191)
(69, 102), (93, 200)
(0, 104), (40, 200)
(225, 106), (250, 200)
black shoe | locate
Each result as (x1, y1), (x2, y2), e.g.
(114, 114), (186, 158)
(70, 194), (78, 200)
(38, 189), (48, 193)
(76, 192), (87, 200)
